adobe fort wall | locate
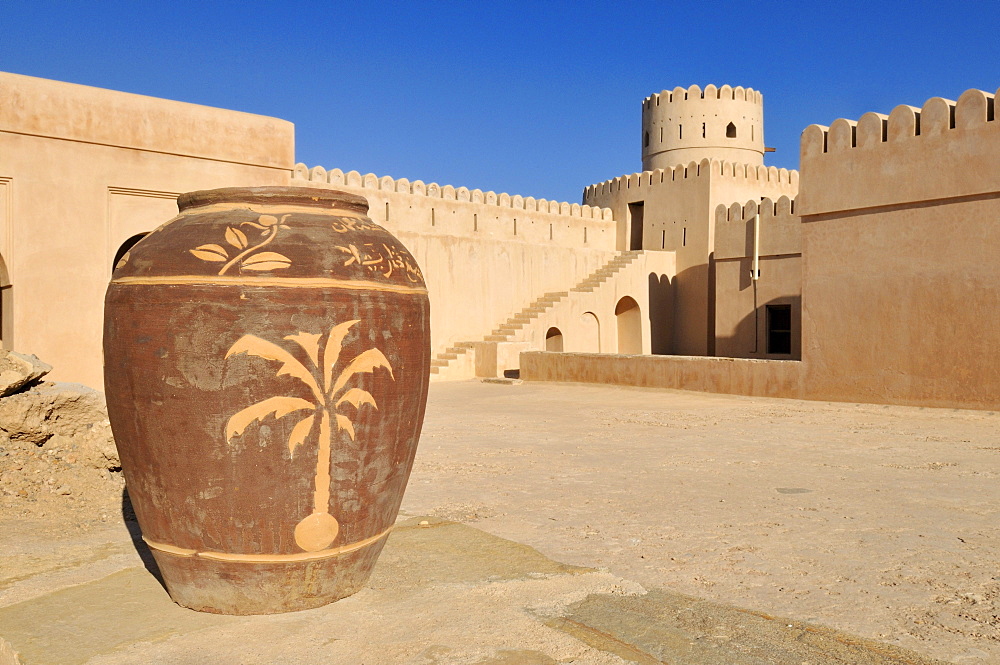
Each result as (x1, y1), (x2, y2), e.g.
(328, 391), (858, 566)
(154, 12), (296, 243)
(5, 70), (998, 409)
(799, 88), (1000, 409)
(520, 351), (805, 399)
(584, 159), (798, 251)
(583, 159), (798, 356)
(642, 84), (765, 171)
(0, 72), (294, 387)
(291, 165), (619, 357)
(714, 197), (801, 360)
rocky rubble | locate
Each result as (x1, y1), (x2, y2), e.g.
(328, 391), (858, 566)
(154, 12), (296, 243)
(0, 350), (124, 521)
(0, 351), (51, 398)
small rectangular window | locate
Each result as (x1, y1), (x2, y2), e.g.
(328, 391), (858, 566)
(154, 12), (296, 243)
(766, 305), (792, 355)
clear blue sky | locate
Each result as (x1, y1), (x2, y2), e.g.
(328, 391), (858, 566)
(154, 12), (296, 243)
(3, 1), (998, 202)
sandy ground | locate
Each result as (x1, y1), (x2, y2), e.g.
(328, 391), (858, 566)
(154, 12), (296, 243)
(1, 379), (997, 663)
(400, 381), (1000, 664)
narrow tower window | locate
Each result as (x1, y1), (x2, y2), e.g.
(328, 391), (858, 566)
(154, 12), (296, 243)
(726, 122), (737, 138)
(679, 124), (683, 139)
(644, 131), (650, 147)
(702, 122), (706, 138)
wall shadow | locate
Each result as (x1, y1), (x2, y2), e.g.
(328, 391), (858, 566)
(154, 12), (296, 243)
(714, 294), (802, 360)
(122, 486), (166, 590)
(647, 273), (673, 355)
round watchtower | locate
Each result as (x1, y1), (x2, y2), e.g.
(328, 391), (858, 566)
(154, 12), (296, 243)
(641, 84), (764, 171)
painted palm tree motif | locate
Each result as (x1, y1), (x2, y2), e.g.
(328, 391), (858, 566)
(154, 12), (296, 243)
(224, 320), (394, 552)
(190, 214), (293, 275)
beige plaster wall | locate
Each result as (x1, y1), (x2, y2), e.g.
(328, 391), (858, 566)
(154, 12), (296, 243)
(520, 351), (804, 399)
(714, 197), (801, 359)
(642, 84), (765, 171)
(0, 72), (294, 387)
(584, 159), (798, 356)
(798, 88), (1000, 409)
(292, 165), (618, 357)
(508, 250), (675, 357)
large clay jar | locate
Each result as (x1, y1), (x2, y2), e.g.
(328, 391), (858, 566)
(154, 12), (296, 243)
(104, 186), (430, 614)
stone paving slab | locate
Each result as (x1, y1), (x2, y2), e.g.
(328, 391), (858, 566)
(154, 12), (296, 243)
(0, 517), (944, 665)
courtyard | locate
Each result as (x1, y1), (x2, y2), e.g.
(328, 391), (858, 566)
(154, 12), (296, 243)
(1, 380), (997, 663)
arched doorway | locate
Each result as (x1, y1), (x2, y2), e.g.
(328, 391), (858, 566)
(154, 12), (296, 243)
(545, 327), (564, 352)
(113, 233), (149, 272)
(615, 296), (642, 355)
(580, 312), (600, 353)
(0, 253), (11, 350)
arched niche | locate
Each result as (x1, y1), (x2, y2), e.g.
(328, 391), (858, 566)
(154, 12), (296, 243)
(615, 296), (642, 355)
(545, 327), (564, 352)
(580, 312), (600, 353)
(0, 253), (11, 349)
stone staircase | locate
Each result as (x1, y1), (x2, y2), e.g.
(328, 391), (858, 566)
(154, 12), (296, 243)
(430, 251), (642, 378)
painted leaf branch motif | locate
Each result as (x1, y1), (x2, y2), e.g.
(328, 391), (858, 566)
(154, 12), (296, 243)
(224, 321), (394, 552)
(190, 214), (293, 275)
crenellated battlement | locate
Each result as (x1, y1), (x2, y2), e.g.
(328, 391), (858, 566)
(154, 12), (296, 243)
(799, 87), (1000, 216)
(582, 159), (798, 202)
(293, 163), (613, 221)
(801, 88), (997, 157)
(641, 84), (766, 171)
(715, 195), (797, 224)
(642, 84), (763, 108)
(714, 196), (800, 261)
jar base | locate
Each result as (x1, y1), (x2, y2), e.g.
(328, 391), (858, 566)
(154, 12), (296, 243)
(149, 538), (388, 615)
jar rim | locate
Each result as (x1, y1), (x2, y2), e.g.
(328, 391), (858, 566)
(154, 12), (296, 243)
(177, 186), (369, 214)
